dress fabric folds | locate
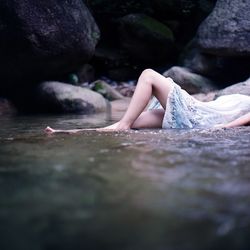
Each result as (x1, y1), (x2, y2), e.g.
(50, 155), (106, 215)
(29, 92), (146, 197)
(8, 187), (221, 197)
(148, 79), (250, 129)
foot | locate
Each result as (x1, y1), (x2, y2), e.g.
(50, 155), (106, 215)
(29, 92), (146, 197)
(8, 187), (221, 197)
(45, 126), (56, 134)
(44, 126), (78, 134)
(97, 121), (131, 131)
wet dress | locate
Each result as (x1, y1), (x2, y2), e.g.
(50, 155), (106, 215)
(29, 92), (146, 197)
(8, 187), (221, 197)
(148, 78), (250, 129)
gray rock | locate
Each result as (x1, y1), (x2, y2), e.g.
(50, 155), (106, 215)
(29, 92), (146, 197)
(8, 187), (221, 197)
(163, 66), (217, 94)
(36, 82), (109, 114)
(180, 40), (220, 77)
(197, 0), (250, 56)
(215, 78), (250, 98)
(180, 40), (250, 84)
(0, 0), (100, 85)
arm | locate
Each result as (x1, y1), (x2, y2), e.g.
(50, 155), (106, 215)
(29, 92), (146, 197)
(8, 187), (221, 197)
(217, 112), (250, 128)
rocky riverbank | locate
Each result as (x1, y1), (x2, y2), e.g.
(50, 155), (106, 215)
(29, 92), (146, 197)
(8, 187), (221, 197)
(0, 0), (249, 115)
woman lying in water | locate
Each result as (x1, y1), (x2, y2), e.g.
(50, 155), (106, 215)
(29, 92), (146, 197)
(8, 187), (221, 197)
(45, 69), (250, 134)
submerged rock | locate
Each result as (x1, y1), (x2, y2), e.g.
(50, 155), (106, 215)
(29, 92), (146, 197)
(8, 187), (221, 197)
(197, 0), (250, 56)
(163, 66), (217, 94)
(36, 82), (109, 114)
(0, 0), (100, 88)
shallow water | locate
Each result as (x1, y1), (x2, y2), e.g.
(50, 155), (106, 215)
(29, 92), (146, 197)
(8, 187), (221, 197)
(0, 114), (250, 250)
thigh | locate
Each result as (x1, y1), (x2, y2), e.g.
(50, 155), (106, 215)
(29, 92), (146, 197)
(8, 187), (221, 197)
(151, 71), (174, 109)
(131, 109), (165, 129)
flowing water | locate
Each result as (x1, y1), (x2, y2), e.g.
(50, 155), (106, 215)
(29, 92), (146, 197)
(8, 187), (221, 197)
(0, 113), (250, 250)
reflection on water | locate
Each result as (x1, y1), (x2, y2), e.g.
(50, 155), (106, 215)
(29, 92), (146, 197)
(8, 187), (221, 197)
(0, 114), (250, 250)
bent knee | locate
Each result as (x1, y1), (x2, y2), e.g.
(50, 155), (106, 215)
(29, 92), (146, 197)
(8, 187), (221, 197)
(141, 68), (156, 77)
(140, 68), (157, 83)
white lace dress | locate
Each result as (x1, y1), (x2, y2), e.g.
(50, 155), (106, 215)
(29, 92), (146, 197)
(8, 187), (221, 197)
(148, 79), (250, 129)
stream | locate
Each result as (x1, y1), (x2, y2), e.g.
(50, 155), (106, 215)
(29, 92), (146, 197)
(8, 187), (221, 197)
(0, 114), (250, 250)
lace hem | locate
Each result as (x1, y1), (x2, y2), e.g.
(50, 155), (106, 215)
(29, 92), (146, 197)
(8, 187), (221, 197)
(163, 84), (199, 128)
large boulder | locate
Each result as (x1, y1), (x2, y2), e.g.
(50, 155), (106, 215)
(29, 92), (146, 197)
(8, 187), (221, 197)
(197, 0), (250, 56)
(35, 82), (109, 114)
(163, 66), (217, 94)
(0, 0), (100, 88)
(180, 40), (250, 85)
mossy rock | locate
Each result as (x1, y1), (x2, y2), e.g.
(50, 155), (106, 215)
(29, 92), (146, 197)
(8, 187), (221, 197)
(119, 14), (174, 41)
(118, 14), (176, 64)
(36, 81), (109, 114)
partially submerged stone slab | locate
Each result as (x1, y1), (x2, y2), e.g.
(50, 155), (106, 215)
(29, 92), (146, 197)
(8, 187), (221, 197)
(36, 81), (109, 114)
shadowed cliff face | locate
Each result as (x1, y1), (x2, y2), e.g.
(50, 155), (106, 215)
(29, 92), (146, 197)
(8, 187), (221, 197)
(0, 114), (250, 250)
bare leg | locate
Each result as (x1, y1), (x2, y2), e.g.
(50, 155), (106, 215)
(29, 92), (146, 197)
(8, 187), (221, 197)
(45, 126), (95, 134)
(103, 69), (174, 130)
(45, 69), (174, 134)
(131, 109), (165, 129)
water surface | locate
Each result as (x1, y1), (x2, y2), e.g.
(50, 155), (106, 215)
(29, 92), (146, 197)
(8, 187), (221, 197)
(0, 114), (250, 250)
